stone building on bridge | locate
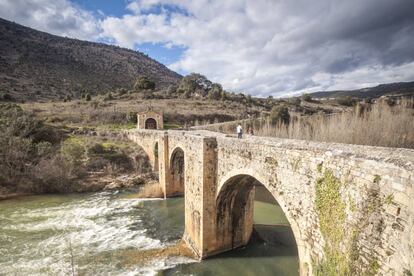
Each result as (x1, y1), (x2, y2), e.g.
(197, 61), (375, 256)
(137, 110), (163, 130)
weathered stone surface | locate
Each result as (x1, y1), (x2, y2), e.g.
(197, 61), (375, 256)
(127, 129), (414, 276)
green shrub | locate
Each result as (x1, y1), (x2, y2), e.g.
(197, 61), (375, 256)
(103, 92), (113, 101)
(288, 97), (301, 105)
(117, 88), (128, 95)
(126, 111), (138, 124)
(88, 143), (106, 155)
(337, 96), (356, 106)
(134, 76), (156, 90)
(270, 105), (290, 125)
(208, 83), (222, 100)
(301, 93), (312, 102)
(61, 138), (86, 168)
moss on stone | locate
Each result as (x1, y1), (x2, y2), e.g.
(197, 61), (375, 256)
(317, 162), (323, 173)
(315, 169), (350, 276)
(368, 258), (380, 275)
(291, 157), (300, 172)
(373, 174), (381, 184)
(384, 193), (394, 205)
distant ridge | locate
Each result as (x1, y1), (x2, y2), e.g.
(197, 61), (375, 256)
(309, 81), (414, 99)
(0, 17), (181, 101)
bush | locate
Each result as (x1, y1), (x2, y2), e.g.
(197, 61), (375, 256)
(61, 138), (86, 170)
(208, 83), (222, 100)
(103, 92), (114, 101)
(1, 93), (14, 101)
(270, 105), (290, 125)
(177, 73), (212, 98)
(167, 85), (177, 96)
(117, 88), (128, 95)
(126, 111), (138, 124)
(337, 96), (356, 106)
(301, 94), (312, 102)
(134, 76), (156, 90)
(85, 93), (92, 101)
(288, 97), (301, 105)
(88, 143), (106, 155)
(63, 95), (72, 102)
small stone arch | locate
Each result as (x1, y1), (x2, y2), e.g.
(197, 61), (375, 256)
(215, 172), (308, 275)
(145, 118), (157, 129)
(169, 147), (185, 196)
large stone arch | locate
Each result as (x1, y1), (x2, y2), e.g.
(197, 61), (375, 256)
(215, 170), (309, 275)
(169, 146), (185, 196)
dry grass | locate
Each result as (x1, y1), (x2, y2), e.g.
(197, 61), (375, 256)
(20, 96), (259, 130)
(116, 239), (196, 267)
(132, 180), (164, 198)
(203, 98), (414, 149)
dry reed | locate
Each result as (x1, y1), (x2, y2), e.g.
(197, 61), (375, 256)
(202, 98), (414, 149)
(132, 181), (164, 198)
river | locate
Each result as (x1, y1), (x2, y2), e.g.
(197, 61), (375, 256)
(0, 189), (299, 275)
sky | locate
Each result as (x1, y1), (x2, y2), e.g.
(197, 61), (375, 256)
(1, 0), (414, 97)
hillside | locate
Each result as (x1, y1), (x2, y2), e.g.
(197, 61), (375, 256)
(0, 18), (181, 101)
(309, 81), (414, 99)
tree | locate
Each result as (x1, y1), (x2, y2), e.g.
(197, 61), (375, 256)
(301, 93), (312, 102)
(337, 96), (356, 107)
(208, 83), (222, 100)
(85, 93), (91, 101)
(63, 95), (72, 102)
(177, 73), (212, 98)
(167, 85), (177, 96)
(220, 90), (227, 101)
(134, 76), (156, 91)
(270, 105), (290, 125)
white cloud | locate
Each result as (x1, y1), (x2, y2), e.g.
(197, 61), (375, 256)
(0, 0), (101, 40)
(1, 0), (414, 96)
(100, 0), (414, 96)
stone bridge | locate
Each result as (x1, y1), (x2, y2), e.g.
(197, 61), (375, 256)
(126, 129), (414, 275)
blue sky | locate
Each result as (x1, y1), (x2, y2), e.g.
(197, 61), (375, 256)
(1, 0), (414, 97)
(71, 0), (186, 74)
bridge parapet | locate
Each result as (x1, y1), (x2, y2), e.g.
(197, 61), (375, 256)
(127, 129), (414, 275)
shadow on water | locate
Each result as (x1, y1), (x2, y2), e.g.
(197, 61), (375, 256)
(158, 186), (300, 276)
(160, 226), (299, 276)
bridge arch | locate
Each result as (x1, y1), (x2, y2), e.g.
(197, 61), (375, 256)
(169, 147), (185, 196)
(215, 171), (308, 275)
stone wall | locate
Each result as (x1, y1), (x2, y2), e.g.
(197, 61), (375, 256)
(127, 129), (414, 276)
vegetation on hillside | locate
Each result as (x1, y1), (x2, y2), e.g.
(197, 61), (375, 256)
(0, 18), (181, 101)
(0, 104), (150, 195)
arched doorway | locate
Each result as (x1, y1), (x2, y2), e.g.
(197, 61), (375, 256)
(215, 174), (299, 273)
(170, 147), (185, 196)
(145, 118), (157, 129)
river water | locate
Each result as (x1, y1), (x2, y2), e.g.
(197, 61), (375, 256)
(0, 190), (299, 275)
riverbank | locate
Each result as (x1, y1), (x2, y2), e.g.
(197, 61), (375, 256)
(0, 172), (157, 201)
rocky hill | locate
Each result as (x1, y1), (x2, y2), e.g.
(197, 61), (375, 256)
(0, 18), (181, 101)
(309, 81), (414, 99)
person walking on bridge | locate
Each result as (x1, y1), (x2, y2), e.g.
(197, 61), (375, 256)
(237, 124), (243, 139)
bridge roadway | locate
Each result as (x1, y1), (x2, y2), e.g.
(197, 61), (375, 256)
(126, 129), (414, 275)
